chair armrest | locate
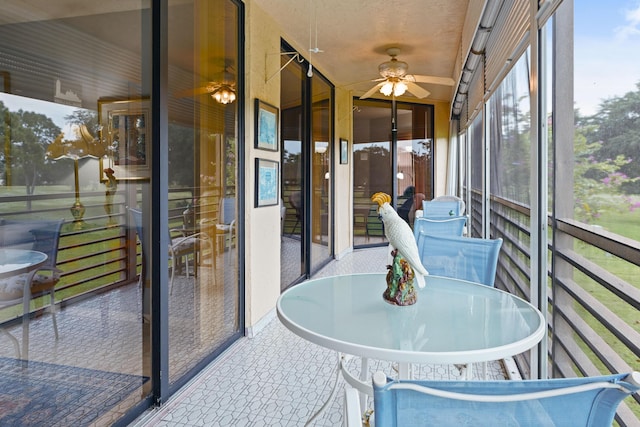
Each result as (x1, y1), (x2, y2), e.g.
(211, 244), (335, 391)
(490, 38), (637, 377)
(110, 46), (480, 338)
(624, 371), (640, 387)
(33, 266), (63, 277)
(171, 229), (211, 240)
(190, 231), (211, 241)
(378, 373), (640, 403)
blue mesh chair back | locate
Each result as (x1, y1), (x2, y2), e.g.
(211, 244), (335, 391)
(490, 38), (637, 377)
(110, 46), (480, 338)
(371, 370), (640, 427)
(433, 195), (466, 215)
(129, 208), (143, 247)
(417, 233), (503, 286)
(0, 219), (64, 272)
(0, 218), (64, 343)
(422, 200), (462, 217)
(413, 216), (466, 239)
(220, 197), (236, 225)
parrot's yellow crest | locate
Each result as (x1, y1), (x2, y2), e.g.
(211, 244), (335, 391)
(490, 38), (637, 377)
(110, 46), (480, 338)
(371, 192), (391, 206)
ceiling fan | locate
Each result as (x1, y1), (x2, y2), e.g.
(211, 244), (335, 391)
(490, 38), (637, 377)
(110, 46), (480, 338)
(359, 47), (455, 100)
(174, 63), (237, 104)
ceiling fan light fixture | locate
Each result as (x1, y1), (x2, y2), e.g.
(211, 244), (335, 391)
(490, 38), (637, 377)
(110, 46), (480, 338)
(394, 81), (407, 97)
(378, 58), (409, 78)
(211, 84), (236, 104)
(380, 81), (394, 96)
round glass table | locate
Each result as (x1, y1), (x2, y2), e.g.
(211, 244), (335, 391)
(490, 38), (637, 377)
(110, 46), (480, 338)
(277, 273), (545, 422)
(0, 249), (48, 279)
(0, 249), (48, 359)
(278, 273), (545, 364)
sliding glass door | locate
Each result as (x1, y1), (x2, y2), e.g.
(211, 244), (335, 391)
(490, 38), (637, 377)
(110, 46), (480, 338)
(280, 43), (333, 289)
(353, 99), (434, 247)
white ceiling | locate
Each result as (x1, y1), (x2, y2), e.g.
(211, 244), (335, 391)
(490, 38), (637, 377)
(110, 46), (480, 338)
(252, 0), (471, 103)
(0, 0), (473, 107)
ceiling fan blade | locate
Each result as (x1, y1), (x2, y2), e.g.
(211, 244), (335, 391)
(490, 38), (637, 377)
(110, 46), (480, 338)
(405, 82), (430, 99)
(411, 75), (455, 86)
(341, 77), (384, 88)
(173, 86), (213, 98)
(359, 82), (384, 100)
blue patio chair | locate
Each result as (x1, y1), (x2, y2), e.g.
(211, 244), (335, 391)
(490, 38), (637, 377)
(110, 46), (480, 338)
(416, 233), (503, 287)
(433, 195), (466, 215)
(342, 370), (640, 427)
(413, 216), (466, 239)
(422, 199), (462, 217)
(416, 233), (503, 378)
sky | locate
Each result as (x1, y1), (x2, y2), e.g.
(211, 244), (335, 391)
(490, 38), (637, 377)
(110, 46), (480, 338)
(574, 0), (640, 115)
(0, 92), (80, 138)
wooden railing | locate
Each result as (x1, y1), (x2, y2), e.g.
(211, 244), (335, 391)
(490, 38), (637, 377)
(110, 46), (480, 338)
(482, 193), (640, 426)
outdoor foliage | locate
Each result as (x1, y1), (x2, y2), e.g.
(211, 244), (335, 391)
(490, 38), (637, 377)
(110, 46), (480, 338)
(574, 82), (640, 222)
(586, 82), (640, 194)
(0, 101), (61, 193)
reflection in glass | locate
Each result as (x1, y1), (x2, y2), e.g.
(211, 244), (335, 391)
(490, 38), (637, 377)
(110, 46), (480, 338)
(488, 50), (531, 205)
(0, 1), (149, 423)
(310, 74), (333, 274)
(280, 52), (305, 289)
(167, 0), (240, 384)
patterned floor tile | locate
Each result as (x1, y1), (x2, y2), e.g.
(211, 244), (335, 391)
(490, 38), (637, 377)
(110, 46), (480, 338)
(134, 246), (511, 426)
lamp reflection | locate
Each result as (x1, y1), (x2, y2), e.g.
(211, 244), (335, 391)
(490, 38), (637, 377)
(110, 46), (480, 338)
(46, 124), (106, 229)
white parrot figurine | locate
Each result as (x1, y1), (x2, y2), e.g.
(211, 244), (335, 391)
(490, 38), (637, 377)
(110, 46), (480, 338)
(372, 192), (429, 288)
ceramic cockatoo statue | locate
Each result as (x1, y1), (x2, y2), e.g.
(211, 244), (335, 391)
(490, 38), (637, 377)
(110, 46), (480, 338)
(371, 192), (429, 288)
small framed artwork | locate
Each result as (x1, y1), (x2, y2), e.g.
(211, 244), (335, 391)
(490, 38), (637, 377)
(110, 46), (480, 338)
(255, 99), (279, 151)
(255, 158), (279, 207)
(340, 138), (349, 164)
(98, 98), (151, 181)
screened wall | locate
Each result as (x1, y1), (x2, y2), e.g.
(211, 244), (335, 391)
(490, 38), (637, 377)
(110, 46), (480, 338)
(454, 0), (639, 423)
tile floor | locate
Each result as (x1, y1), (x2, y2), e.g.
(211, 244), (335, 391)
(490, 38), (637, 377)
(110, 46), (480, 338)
(133, 246), (512, 427)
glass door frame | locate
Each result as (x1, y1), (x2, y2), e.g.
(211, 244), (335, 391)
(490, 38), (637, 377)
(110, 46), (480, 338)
(280, 40), (334, 288)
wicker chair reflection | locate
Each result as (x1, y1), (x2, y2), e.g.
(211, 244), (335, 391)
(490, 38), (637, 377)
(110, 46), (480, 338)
(344, 370), (640, 427)
(129, 208), (212, 294)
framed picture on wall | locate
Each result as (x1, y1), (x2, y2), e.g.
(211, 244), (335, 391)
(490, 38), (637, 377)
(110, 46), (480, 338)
(98, 98), (151, 181)
(340, 138), (349, 164)
(255, 158), (279, 207)
(255, 99), (279, 151)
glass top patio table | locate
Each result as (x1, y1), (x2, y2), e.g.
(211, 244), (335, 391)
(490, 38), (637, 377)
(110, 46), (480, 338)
(277, 273), (545, 365)
(0, 248), (48, 279)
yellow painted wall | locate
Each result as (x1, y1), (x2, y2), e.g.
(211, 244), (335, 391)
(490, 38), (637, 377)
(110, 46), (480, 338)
(244, 1), (451, 332)
(333, 87), (353, 258)
(433, 100), (451, 197)
(244, 2), (282, 332)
